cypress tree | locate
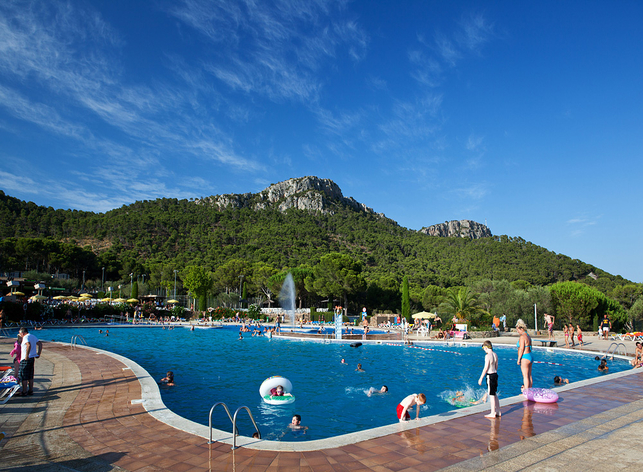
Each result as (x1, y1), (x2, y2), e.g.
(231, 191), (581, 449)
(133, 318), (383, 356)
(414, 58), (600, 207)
(401, 276), (410, 321)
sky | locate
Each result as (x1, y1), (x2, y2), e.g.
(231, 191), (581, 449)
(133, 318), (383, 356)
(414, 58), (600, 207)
(0, 1), (641, 282)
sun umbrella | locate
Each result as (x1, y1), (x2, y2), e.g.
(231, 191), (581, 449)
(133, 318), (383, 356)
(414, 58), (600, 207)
(12, 291), (25, 296)
(167, 299), (179, 304)
(127, 298), (139, 303)
(30, 295), (47, 301)
(113, 298), (127, 303)
(53, 295), (66, 300)
(100, 298), (112, 302)
(79, 293), (92, 298)
(411, 311), (436, 319)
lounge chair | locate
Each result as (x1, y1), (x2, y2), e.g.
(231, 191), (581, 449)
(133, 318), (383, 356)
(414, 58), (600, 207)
(0, 382), (21, 404)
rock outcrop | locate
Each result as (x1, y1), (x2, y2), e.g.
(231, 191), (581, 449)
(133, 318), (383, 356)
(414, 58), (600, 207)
(419, 220), (492, 239)
(195, 176), (381, 216)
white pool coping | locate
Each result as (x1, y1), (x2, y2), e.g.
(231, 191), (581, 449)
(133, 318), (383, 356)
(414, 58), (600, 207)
(63, 336), (638, 452)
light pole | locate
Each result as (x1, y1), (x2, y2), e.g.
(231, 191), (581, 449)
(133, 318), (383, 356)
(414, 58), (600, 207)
(173, 270), (178, 300)
(82, 270), (86, 290)
(239, 275), (244, 308)
(102, 267), (105, 291)
(141, 274), (146, 295)
(130, 273), (133, 297)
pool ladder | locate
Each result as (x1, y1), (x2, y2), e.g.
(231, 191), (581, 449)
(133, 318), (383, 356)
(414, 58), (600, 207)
(70, 335), (88, 349)
(604, 342), (627, 360)
(208, 402), (261, 450)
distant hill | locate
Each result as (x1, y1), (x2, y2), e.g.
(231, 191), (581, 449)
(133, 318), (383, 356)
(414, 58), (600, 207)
(0, 177), (630, 299)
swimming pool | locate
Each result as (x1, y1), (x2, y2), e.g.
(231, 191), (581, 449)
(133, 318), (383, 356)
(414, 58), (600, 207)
(29, 326), (630, 441)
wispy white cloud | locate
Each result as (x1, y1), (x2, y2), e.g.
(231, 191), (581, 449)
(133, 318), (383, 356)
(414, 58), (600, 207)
(452, 182), (490, 200)
(171, 0), (368, 103)
(0, 0), (264, 211)
(566, 215), (600, 237)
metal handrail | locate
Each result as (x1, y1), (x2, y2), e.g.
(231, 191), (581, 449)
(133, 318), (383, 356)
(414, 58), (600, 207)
(232, 406), (261, 450)
(604, 342), (627, 359)
(70, 335), (87, 349)
(208, 402), (237, 444)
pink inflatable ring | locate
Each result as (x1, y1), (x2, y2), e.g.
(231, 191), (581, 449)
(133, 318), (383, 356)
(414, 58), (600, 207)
(522, 387), (559, 403)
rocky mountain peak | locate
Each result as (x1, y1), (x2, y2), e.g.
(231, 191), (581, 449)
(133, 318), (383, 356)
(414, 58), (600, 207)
(195, 176), (380, 216)
(419, 220), (492, 239)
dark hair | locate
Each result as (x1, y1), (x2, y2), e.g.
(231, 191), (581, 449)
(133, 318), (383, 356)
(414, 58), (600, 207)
(382, 385), (388, 392)
(293, 414), (301, 421)
(554, 376), (561, 383)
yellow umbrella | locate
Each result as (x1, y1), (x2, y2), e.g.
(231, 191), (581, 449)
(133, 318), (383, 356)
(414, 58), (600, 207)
(12, 291), (25, 296)
(30, 295), (47, 301)
(80, 293), (92, 298)
(113, 298), (127, 303)
(167, 299), (179, 304)
(411, 311), (436, 319)
(100, 298), (112, 302)
(127, 298), (139, 303)
(53, 295), (66, 300)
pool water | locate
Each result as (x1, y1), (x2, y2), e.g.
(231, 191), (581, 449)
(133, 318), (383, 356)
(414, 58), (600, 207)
(29, 326), (630, 441)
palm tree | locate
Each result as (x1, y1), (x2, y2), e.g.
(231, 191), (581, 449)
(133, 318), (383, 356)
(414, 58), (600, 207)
(441, 287), (489, 327)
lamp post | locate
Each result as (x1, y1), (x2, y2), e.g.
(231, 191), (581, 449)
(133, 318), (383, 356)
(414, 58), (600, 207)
(102, 267), (105, 291)
(239, 275), (244, 308)
(173, 270), (178, 300)
(141, 274), (146, 295)
(130, 273), (133, 297)
(82, 270), (86, 290)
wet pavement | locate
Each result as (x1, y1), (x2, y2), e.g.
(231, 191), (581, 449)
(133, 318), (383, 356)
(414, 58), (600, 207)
(0, 330), (641, 471)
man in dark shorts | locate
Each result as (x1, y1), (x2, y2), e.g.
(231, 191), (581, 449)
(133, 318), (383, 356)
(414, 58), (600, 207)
(600, 314), (611, 340)
(18, 327), (43, 396)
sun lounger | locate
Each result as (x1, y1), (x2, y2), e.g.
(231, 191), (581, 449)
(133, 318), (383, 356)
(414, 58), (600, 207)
(0, 382), (20, 405)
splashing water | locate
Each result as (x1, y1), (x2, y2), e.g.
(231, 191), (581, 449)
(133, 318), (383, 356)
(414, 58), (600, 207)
(279, 273), (296, 326)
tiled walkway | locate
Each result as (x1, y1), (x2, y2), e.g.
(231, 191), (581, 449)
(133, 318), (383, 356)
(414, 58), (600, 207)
(1, 338), (643, 471)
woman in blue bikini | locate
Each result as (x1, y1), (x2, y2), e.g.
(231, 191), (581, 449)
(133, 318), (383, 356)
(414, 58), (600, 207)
(516, 319), (533, 390)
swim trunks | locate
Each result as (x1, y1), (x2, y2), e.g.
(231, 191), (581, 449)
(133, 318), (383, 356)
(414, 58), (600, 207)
(19, 358), (34, 382)
(396, 403), (410, 420)
(548, 323), (553, 332)
(486, 372), (498, 396)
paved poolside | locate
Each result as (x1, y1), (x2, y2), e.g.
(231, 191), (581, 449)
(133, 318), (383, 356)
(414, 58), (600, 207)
(0, 332), (642, 471)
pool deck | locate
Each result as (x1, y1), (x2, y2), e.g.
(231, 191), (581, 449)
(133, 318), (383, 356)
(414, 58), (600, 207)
(1, 331), (642, 471)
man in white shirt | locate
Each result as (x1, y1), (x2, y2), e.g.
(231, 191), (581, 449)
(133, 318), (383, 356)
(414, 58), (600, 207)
(18, 327), (43, 396)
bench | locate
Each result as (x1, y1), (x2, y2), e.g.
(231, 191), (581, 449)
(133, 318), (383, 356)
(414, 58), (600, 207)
(537, 340), (558, 347)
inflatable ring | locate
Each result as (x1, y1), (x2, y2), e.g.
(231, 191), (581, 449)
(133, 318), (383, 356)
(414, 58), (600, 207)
(350, 342), (362, 347)
(522, 387), (558, 403)
(259, 376), (295, 405)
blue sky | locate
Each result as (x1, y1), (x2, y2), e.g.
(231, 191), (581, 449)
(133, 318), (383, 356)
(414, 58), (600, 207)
(0, 1), (641, 282)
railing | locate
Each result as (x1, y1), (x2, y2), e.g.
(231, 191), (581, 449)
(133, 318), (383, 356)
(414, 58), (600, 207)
(208, 402), (261, 449)
(232, 406), (261, 450)
(604, 342), (627, 359)
(70, 335), (88, 349)
(0, 329), (12, 338)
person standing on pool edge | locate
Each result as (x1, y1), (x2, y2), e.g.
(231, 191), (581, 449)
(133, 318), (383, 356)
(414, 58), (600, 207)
(397, 393), (426, 422)
(516, 319), (533, 390)
(478, 340), (500, 418)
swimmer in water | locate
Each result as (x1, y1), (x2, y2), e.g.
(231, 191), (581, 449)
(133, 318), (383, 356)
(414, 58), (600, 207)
(356, 363), (365, 372)
(288, 414), (308, 431)
(554, 376), (569, 384)
(341, 358), (346, 364)
(159, 371), (175, 386)
(367, 385), (388, 397)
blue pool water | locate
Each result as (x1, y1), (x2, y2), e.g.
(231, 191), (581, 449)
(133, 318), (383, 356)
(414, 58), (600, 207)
(27, 326), (630, 441)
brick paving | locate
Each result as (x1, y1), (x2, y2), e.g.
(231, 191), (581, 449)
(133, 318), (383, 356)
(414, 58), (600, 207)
(0, 337), (642, 471)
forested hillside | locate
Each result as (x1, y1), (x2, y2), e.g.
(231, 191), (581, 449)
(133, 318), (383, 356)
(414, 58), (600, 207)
(0, 184), (629, 294)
